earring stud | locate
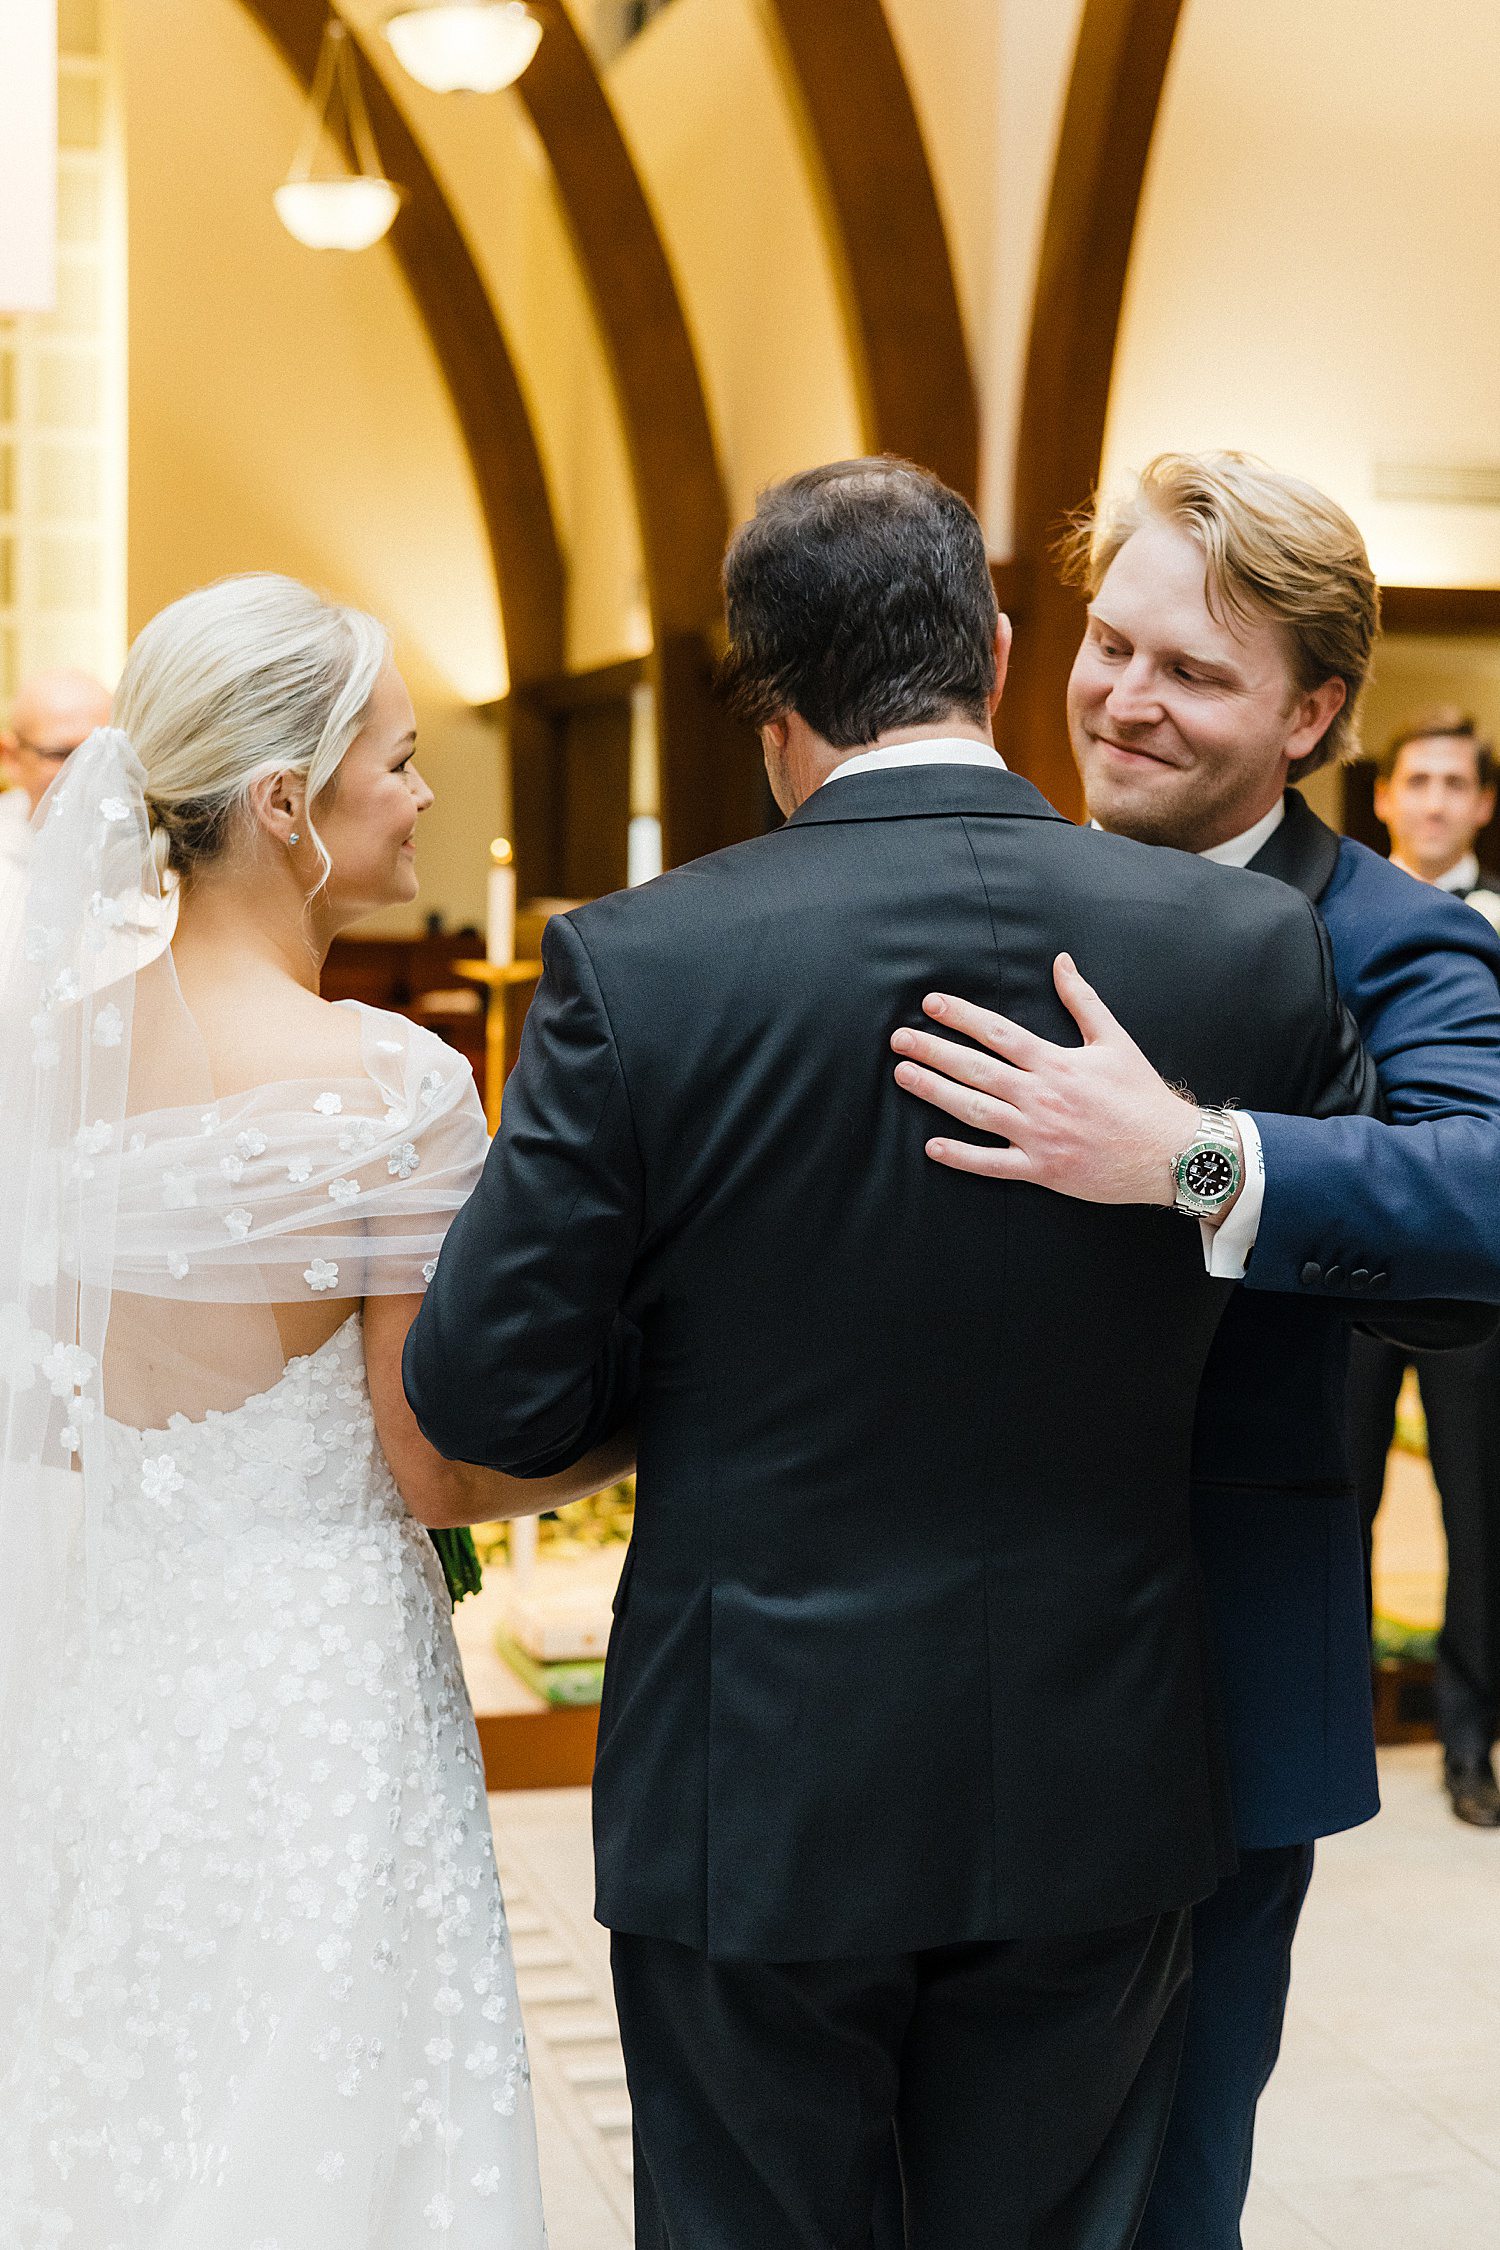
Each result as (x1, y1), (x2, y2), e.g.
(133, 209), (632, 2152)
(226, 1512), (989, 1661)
(288, 831), (301, 846)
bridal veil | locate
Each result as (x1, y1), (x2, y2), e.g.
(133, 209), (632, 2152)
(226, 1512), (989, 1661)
(0, 729), (501, 2242)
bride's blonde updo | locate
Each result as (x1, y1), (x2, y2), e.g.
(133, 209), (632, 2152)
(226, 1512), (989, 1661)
(112, 573), (390, 884)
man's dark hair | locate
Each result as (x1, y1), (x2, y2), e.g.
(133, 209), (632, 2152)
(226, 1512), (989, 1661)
(719, 458), (999, 748)
(1377, 705), (1498, 788)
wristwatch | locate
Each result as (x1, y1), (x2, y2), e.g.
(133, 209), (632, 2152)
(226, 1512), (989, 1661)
(1171, 1108), (1244, 1220)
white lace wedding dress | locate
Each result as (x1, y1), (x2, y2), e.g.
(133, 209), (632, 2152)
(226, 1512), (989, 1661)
(0, 730), (547, 2248)
(1, 1314), (546, 2249)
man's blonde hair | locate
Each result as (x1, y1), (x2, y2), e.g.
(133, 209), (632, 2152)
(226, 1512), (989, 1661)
(1058, 451), (1380, 775)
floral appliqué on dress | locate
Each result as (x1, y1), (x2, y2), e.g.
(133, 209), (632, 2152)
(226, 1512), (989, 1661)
(0, 1318), (546, 2249)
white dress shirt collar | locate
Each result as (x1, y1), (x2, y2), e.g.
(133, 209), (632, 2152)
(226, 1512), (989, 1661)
(1427, 850), (1480, 895)
(1194, 797), (1287, 869)
(1088, 795), (1286, 869)
(821, 736), (1007, 786)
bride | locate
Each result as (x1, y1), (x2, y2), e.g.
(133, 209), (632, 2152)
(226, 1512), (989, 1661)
(0, 575), (630, 2247)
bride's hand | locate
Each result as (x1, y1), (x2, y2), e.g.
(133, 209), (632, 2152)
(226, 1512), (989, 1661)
(363, 1294), (636, 1526)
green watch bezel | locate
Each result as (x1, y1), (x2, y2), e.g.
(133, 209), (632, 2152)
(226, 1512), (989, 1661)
(1172, 1111), (1244, 1218)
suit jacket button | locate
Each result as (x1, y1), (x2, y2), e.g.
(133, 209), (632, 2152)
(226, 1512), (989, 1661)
(1350, 1268), (1371, 1292)
(1324, 1265), (1346, 1287)
(1300, 1260), (1323, 1287)
(1370, 1270), (1390, 1291)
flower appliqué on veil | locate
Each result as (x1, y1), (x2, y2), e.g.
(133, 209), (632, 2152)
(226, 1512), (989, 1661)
(305, 1259), (340, 1292)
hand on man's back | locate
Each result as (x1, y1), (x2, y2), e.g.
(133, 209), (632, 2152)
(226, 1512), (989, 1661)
(891, 952), (1225, 1211)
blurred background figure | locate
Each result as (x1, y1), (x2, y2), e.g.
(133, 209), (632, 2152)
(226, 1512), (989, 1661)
(0, 669), (114, 965)
(1348, 708), (1500, 1826)
(1374, 707), (1500, 921)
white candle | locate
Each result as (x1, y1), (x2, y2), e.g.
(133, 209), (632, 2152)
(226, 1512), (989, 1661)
(486, 836), (515, 966)
(510, 1511), (538, 1587)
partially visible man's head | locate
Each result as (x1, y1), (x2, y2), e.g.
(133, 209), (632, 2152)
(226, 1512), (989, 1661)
(1062, 452), (1378, 853)
(721, 458), (1003, 812)
(1, 668), (113, 811)
(1374, 708), (1497, 883)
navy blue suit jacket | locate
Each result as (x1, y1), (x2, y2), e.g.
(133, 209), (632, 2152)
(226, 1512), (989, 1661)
(1191, 791), (1500, 1850)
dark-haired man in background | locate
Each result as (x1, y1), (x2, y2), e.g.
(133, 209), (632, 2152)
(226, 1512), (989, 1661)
(1348, 710), (1500, 1824)
(408, 458), (1373, 2250)
(896, 456), (1500, 2249)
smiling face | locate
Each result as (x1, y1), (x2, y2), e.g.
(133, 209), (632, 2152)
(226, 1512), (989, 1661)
(310, 662), (432, 921)
(1374, 735), (1497, 883)
(1067, 515), (1347, 853)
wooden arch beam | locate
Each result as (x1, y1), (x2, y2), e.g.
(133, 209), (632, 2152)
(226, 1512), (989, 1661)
(764, 0), (980, 504)
(1005, 0), (1185, 819)
(236, 0), (569, 889)
(520, 5), (761, 869)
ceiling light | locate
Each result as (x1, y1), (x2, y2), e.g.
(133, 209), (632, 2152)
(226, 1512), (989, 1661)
(275, 18), (401, 253)
(274, 177), (402, 251)
(386, 2), (542, 94)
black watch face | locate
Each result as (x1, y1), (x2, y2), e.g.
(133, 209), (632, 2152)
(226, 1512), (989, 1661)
(1183, 1148), (1236, 1201)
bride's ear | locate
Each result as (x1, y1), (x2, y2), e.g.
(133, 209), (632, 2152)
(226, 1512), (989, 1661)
(246, 770), (307, 853)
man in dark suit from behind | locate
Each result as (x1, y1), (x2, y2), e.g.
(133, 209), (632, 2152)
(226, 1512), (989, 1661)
(405, 460), (1371, 2250)
(1349, 710), (1500, 1824)
(895, 455), (1500, 2249)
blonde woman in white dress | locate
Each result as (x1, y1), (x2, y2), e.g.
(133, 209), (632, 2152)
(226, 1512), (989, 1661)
(0, 576), (630, 2248)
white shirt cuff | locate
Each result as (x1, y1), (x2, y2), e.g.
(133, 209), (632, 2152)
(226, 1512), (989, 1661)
(1199, 1113), (1265, 1280)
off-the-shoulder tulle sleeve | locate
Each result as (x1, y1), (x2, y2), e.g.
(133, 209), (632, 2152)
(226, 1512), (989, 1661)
(84, 1004), (488, 1303)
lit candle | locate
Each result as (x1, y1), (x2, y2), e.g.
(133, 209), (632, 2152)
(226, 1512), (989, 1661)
(486, 836), (515, 966)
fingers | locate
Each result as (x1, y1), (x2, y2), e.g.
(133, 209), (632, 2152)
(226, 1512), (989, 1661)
(890, 1024), (1024, 1098)
(918, 992), (1056, 1069)
(922, 1137), (1033, 1181)
(893, 1059), (1016, 1136)
(1052, 953), (1122, 1044)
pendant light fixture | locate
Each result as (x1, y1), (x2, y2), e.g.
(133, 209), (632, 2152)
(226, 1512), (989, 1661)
(385, 1), (542, 95)
(274, 17), (402, 252)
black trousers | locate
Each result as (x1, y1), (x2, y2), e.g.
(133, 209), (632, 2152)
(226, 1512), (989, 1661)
(613, 1910), (1192, 2250)
(1347, 1328), (1500, 1760)
(1133, 1844), (1314, 2250)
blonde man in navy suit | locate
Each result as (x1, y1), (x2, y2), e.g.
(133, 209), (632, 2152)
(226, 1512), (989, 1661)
(897, 456), (1500, 2250)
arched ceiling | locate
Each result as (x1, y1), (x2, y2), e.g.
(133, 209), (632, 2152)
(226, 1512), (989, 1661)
(187, 0), (991, 865)
(239, 0), (565, 691)
(765, 0), (980, 500)
(520, 1), (730, 637)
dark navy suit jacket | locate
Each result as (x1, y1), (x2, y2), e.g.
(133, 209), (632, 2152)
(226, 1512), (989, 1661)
(1191, 790), (1500, 1850)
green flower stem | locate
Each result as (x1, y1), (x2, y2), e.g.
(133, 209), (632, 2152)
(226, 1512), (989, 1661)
(428, 1525), (483, 1606)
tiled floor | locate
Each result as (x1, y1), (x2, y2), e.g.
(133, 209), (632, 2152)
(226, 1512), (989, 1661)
(492, 1747), (1500, 2250)
(491, 1788), (635, 2250)
(1244, 1745), (1500, 2250)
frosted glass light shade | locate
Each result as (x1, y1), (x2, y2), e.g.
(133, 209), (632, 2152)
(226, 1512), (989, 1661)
(386, 3), (541, 94)
(273, 177), (402, 251)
